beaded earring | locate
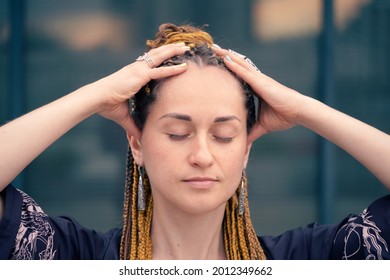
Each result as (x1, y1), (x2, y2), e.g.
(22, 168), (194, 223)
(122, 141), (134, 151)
(137, 166), (146, 211)
(238, 170), (246, 216)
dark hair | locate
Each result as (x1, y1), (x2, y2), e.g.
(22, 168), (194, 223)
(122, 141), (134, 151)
(132, 44), (257, 134)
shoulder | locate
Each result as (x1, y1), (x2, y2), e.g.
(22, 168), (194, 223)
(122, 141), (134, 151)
(331, 195), (390, 260)
(259, 195), (390, 260)
(259, 222), (338, 260)
(14, 188), (57, 259)
(0, 185), (23, 259)
(0, 185), (122, 259)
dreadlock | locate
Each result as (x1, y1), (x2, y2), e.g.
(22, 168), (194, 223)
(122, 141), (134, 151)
(120, 23), (266, 260)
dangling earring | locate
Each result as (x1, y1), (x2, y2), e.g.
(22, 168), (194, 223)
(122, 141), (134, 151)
(238, 170), (246, 216)
(137, 166), (146, 211)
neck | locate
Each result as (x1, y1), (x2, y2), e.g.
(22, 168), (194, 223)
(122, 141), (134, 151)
(151, 203), (227, 260)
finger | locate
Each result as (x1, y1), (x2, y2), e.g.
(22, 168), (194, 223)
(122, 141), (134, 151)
(211, 45), (229, 56)
(148, 62), (188, 80)
(227, 50), (261, 73)
(136, 43), (190, 68)
(212, 46), (260, 73)
(223, 54), (261, 90)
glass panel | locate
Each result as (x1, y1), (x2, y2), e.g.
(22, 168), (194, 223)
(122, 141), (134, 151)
(333, 0), (390, 218)
(250, 0), (320, 235)
(25, 0), (133, 230)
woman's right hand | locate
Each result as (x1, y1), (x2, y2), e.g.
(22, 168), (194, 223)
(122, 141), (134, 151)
(92, 43), (190, 138)
(0, 43), (189, 190)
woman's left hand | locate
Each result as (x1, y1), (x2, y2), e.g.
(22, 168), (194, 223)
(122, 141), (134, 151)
(213, 47), (308, 143)
(213, 46), (390, 190)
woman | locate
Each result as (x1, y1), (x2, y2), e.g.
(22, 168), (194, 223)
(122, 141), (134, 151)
(0, 24), (389, 260)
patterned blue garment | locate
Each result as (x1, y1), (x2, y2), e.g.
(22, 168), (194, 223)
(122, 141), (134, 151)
(0, 185), (389, 260)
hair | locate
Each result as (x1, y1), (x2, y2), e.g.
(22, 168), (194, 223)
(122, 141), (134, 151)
(119, 23), (266, 260)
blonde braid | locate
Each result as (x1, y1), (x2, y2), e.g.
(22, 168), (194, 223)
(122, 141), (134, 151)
(120, 146), (153, 260)
(224, 194), (239, 259)
(222, 173), (267, 260)
(243, 174), (266, 259)
(129, 160), (138, 259)
(119, 147), (134, 260)
(145, 195), (154, 259)
(223, 199), (232, 258)
(230, 195), (239, 259)
(238, 216), (250, 259)
(130, 164), (153, 260)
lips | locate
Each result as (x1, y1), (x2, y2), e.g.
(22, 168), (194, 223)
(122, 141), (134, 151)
(182, 177), (219, 189)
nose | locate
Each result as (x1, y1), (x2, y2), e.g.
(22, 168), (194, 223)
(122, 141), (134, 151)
(188, 135), (214, 168)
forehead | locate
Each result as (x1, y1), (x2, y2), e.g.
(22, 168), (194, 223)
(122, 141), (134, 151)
(154, 63), (245, 111)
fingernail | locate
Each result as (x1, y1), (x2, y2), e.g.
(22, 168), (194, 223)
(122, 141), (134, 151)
(175, 42), (186, 46)
(213, 43), (222, 49)
(228, 49), (245, 58)
(225, 55), (232, 62)
(177, 63), (187, 67)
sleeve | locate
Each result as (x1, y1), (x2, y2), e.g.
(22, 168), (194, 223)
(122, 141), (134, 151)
(0, 185), (121, 260)
(259, 195), (390, 260)
(330, 195), (390, 260)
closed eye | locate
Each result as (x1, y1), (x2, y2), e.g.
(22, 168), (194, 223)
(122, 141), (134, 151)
(167, 134), (190, 140)
(213, 136), (234, 143)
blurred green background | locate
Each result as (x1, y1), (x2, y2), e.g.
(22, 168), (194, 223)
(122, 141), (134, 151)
(1, 0), (389, 236)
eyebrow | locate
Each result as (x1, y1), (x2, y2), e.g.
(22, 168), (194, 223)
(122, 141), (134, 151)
(159, 113), (241, 123)
(214, 116), (241, 123)
(159, 113), (192, 121)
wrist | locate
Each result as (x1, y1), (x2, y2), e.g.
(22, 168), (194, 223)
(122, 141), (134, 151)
(75, 81), (111, 116)
(295, 95), (325, 128)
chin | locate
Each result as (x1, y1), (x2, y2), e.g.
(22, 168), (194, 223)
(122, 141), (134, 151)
(178, 201), (227, 216)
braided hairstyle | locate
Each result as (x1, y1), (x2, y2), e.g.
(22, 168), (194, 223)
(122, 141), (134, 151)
(120, 23), (266, 260)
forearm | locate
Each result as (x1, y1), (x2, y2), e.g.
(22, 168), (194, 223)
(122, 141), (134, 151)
(299, 97), (390, 189)
(0, 83), (104, 190)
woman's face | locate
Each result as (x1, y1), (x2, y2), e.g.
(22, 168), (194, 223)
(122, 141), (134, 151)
(132, 64), (251, 215)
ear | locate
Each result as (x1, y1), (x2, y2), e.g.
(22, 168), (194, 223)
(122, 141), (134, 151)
(128, 133), (144, 166)
(242, 142), (252, 170)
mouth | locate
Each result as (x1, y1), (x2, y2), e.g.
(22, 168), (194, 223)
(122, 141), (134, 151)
(182, 177), (219, 189)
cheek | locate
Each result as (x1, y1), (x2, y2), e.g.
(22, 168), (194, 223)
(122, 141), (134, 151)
(140, 138), (179, 182)
(216, 143), (248, 183)
(218, 139), (248, 165)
